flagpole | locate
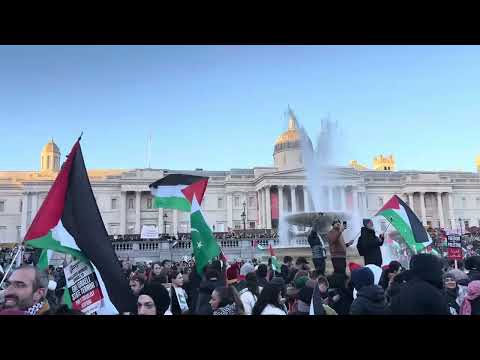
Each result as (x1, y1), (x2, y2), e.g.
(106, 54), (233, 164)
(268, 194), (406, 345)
(0, 245), (23, 287)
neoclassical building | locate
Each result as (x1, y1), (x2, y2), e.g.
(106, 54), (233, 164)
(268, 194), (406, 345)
(1, 113), (480, 245)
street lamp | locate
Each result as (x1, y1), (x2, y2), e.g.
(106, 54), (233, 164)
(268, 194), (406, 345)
(458, 218), (463, 235)
(241, 201), (246, 237)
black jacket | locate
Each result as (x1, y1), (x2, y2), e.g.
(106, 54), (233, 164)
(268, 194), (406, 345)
(390, 278), (449, 315)
(357, 227), (384, 266)
(350, 285), (390, 315)
(471, 298), (480, 315)
(445, 288), (460, 315)
(194, 278), (225, 315)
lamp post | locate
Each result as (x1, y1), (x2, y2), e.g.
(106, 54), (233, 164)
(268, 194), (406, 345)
(241, 201), (246, 237)
(458, 218), (463, 235)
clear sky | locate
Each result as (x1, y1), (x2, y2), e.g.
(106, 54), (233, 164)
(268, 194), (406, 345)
(1, 45), (479, 172)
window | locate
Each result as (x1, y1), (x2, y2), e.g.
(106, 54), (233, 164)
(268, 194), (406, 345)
(378, 197), (383, 208)
(249, 221), (256, 229)
(234, 196), (240, 208)
(249, 196), (255, 208)
(218, 197), (224, 209)
(109, 223), (120, 235)
(111, 198), (118, 210)
(147, 197), (153, 209)
(462, 197), (467, 209)
(0, 200), (4, 212)
(128, 198), (134, 209)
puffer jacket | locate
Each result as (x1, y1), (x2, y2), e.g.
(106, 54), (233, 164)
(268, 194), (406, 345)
(350, 285), (390, 315)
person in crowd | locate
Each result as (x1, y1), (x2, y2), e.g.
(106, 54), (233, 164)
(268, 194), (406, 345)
(0, 265), (52, 315)
(252, 281), (287, 315)
(390, 254), (449, 315)
(327, 220), (354, 275)
(309, 278), (338, 315)
(443, 272), (460, 315)
(226, 262), (240, 287)
(239, 272), (261, 315)
(165, 270), (189, 315)
(137, 283), (170, 315)
(281, 256), (293, 282)
(459, 280), (480, 315)
(308, 229), (327, 275)
(463, 256), (480, 283)
(209, 285), (245, 315)
(379, 261), (403, 290)
(195, 266), (226, 315)
(350, 267), (389, 315)
(256, 263), (269, 288)
(129, 273), (146, 297)
(385, 269), (412, 304)
(148, 262), (164, 284)
(160, 259), (172, 278)
(357, 219), (384, 267)
(326, 272), (353, 315)
(237, 262), (256, 293)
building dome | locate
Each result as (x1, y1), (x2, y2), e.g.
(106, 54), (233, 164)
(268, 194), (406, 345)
(274, 111), (302, 154)
(42, 139), (60, 154)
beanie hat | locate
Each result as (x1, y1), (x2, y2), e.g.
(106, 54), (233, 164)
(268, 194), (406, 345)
(351, 267), (374, 291)
(240, 263), (255, 277)
(443, 272), (456, 282)
(294, 276), (309, 289)
(348, 262), (362, 273)
(139, 283), (171, 315)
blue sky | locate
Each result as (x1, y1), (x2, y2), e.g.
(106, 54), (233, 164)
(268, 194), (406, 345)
(1, 45), (479, 172)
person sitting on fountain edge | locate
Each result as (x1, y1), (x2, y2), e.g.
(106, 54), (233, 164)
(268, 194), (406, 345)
(307, 230), (327, 275)
(327, 220), (354, 275)
(357, 219), (384, 267)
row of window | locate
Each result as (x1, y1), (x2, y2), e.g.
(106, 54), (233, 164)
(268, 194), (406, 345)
(0, 200), (22, 213)
(376, 196), (480, 209)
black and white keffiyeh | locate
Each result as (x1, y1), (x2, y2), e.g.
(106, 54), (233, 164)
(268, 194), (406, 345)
(26, 301), (46, 315)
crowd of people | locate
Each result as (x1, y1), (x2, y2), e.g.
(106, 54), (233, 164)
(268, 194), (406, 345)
(1, 217), (480, 316)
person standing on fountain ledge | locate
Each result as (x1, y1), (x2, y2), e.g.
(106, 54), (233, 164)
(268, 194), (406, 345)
(307, 230), (327, 275)
(327, 220), (354, 275)
(357, 219), (384, 267)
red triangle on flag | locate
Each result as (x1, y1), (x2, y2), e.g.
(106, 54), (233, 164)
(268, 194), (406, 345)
(375, 195), (400, 216)
(268, 243), (275, 256)
(181, 179), (208, 205)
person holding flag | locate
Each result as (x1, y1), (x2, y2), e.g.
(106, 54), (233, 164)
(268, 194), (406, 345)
(357, 219), (384, 267)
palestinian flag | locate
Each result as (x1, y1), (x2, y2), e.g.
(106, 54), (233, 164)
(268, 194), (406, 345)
(24, 139), (136, 315)
(190, 196), (221, 274)
(375, 195), (432, 254)
(149, 174), (208, 212)
(268, 244), (281, 272)
(253, 239), (264, 251)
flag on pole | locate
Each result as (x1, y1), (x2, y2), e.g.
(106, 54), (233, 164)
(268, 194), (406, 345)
(24, 139), (136, 315)
(375, 195), (433, 254)
(268, 243), (281, 272)
(149, 174), (208, 212)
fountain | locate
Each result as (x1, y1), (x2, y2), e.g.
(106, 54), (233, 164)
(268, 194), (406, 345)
(277, 108), (361, 248)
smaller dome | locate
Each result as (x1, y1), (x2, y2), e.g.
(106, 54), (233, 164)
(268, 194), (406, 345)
(43, 139), (60, 154)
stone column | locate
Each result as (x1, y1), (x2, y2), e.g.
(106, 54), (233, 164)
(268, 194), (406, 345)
(303, 186), (309, 212)
(419, 192), (427, 226)
(408, 193), (414, 208)
(243, 192), (248, 228)
(120, 191), (127, 235)
(352, 189), (359, 213)
(135, 191), (141, 233)
(158, 208), (165, 235)
(340, 186), (346, 211)
(265, 186), (272, 229)
(436, 192), (445, 229)
(257, 190), (263, 228)
(227, 193), (233, 230)
(291, 185), (297, 214)
(278, 186), (284, 220)
(328, 186), (333, 211)
(173, 209), (178, 236)
(20, 193), (28, 238)
(30, 193), (38, 227)
(448, 192), (455, 230)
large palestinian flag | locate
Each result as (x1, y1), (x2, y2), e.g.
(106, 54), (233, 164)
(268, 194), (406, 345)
(149, 174), (208, 212)
(24, 139), (136, 315)
(375, 195), (432, 254)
